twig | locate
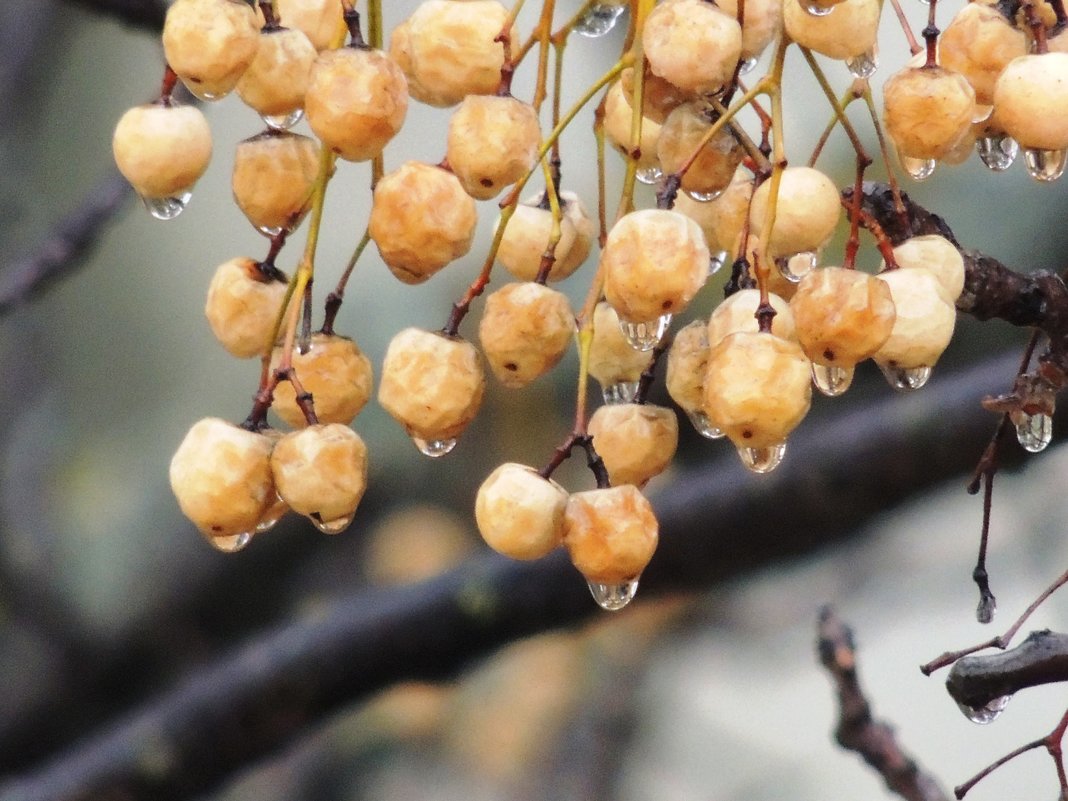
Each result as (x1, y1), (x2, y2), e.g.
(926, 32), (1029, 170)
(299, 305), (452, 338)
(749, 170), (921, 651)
(944, 630), (1068, 713)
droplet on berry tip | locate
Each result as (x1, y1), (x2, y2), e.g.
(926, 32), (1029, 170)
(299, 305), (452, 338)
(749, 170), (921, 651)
(619, 314), (672, 351)
(412, 436), (458, 458)
(1014, 411), (1053, 453)
(737, 441), (786, 474)
(811, 362), (854, 397)
(141, 191), (191, 220)
(587, 578), (640, 611)
(900, 155), (937, 182)
(1023, 148), (1067, 183)
(976, 134), (1019, 172)
(877, 363), (932, 392)
(574, 3), (626, 38)
(686, 409), (725, 439)
(262, 109), (304, 131)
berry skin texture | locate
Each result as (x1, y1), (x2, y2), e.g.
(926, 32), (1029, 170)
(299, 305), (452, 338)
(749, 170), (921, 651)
(478, 282), (574, 388)
(236, 26), (318, 117)
(707, 288), (797, 348)
(656, 102), (744, 197)
(169, 417), (275, 540)
(204, 257), (289, 358)
(642, 0), (742, 96)
(717, 0), (782, 61)
(274, 0), (345, 51)
(272, 333), (374, 429)
(588, 302), (654, 389)
(748, 166), (841, 259)
(475, 463), (568, 560)
(672, 166), (753, 260)
(993, 54), (1068, 151)
(884, 235), (965, 302)
(603, 79), (662, 174)
(563, 485), (659, 584)
(703, 331), (812, 449)
(666, 320), (709, 416)
(940, 2), (1027, 106)
(496, 191), (593, 282)
(270, 424), (368, 529)
(163, 0), (261, 99)
(304, 47), (409, 162)
(602, 209), (710, 323)
(883, 67), (976, 161)
(446, 95), (541, 200)
(874, 268), (956, 369)
(368, 161), (478, 284)
(588, 403), (679, 487)
(112, 103), (212, 199)
(232, 131), (320, 232)
(378, 328), (485, 441)
(783, 0), (880, 61)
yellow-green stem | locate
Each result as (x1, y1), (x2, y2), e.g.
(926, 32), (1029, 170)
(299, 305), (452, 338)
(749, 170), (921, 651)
(754, 36), (789, 311)
(800, 48), (869, 165)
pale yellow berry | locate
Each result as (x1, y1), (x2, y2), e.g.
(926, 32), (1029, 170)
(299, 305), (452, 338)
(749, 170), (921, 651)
(232, 131), (319, 233)
(270, 423), (368, 530)
(665, 320), (709, 415)
(563, 486), (659, 583)
(874, 268), (956, 369)
(163, 0), (261, 99)
(620, 65), (689, 124)
(748, 166), (841, 259)
(205, 257), (289, 358)
(446, 94), (541, 200)
(672, 166), (753, 260)
(940, 2), (1027, 105)
(884, 235), (965, 302)
(588, 302), (654, 389)
(112, 103), (212, 199)
(475, 463), (567, 560)
(478, 282), (574, 388)
(378, 328), (485, 441)
(603, 79), (662, 173)
(643, 0), (742, 95)
(602, 209), (710, 323)
(368, 161), (478, 284)
(743, 239), (803, 301)
(236, 26), (317, 117)
(703, 331), (812, 449)
(718, 0), (783, 61)
(588, 403), (679, 487)
(993, 53), (1068, 151)
(275, 0), (345, 50)
(783, 0), (880, 61)
(707, 288), (796, 347)
(272, 333), (374, 429)
(657, 102), (744, 197)
(496, 191), (593, 282)
(883, 67), (976, 160)
(304, 47), (409, 162)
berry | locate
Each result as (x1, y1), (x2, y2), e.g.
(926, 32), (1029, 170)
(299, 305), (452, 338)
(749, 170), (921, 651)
(162, 0), (260, 100)
(446, 94), (541, 200)
(672, 166), (753, 260)
(620, 65), (689, 124)
(204, 257), (289, 358)
(883, 67), (976, 161)
(112, 103), (212, 199)
(707, 288), (796, 347)
(563, 485), (659, 584)
(642, 0), (742, 96)
(718, 0), (783, 62)
(884, 235), (965, 302)
(992, 53), (1068, 151)
(940, 2), (1027, 106)
(272, 333), (374, 428)
(665, 320), (709, 417)
(475, 463), (567, 559)
(274, 0), (345, 51)
(588, 403), (679, 487)
(588, 302), (654, 392)
(874, 268), (956, 370)
(603, 78), (662, 175)
(783, 0), (879, 62)
(236, 26), (318, 118)
(368, 161), (478, 284)
(748, 166), (841, 259)
(478, 282), (574, 388)
(656, 102), (745, 198)
(496, 191), (593, 282)
(231, 131), (320, 233)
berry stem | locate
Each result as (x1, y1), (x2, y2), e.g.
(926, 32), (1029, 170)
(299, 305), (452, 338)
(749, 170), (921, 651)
(751, 35), (788, 314)
(159, 64), (178, 104)
(922, 0), (939, 68)
(888, 0), (922, 55)
(859, 84), (909, 228)
(954, 708), (1068, 799)
(799, 48), (872, 170)
(533, 157), (564, 284)
(322, 229), (371, 336)
(808, 87), (858, 168)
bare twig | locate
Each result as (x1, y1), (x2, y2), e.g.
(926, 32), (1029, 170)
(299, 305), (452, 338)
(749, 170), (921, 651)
(945, 630), (1068, 713)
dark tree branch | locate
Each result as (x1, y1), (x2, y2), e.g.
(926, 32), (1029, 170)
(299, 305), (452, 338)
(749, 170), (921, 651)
(818, 607), (950, 801)
(60, 0), (167, 32)
(946, 630), (1068, 713)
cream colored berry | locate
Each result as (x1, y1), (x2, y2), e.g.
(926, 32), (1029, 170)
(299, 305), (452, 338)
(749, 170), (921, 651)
(707, 288), (796, 347)
(496, 191), (593, 282)
(717, 0), (782, 61)
(446, 94), (541, 200)
(475, 463), (567, 560)
(603, 78), (662, 174)
(657, 102), (744, 197)
(112, 103), (212, 199)
(665, 321), (708, 415)
(270, 424), (368, 530)
(564, 486), (658, 583)
(748, 166), (842, 259)
(389, 0), (513, 107)
(993, 53), (1068, 151)
(236, 26), (317, 117)
(275, 0), (345, 50)
(163, 0), (261, 99)
(588, 302), (654, 389)
(205, 257), (289, 358)
(672, 166), (753, 259)
(883, 67), (976, 160)
(588, 403), (679, 487)
(643, 0), (742, 95)
(789, 267), (896, 366)
(169, 417), (275, 539)
(378, 328), (485, 441)
(232, 131), (319, 233)
(368, 161), (478, 284)
(272, 333), (374, 428)
(620, 65), (689, 124)
(602, 209), (710, 323)
(783, 0), (879, 61)
(703, 331), (812, 449)
(940, 2), (1027, 105)
(884, 235), (965, 302)
(304, 46), (409, 162)
(874, 268), (956, 369)
(478, 282), (574, 388)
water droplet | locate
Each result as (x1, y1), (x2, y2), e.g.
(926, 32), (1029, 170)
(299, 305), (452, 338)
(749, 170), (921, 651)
(586, 578), (639, 611)
(900, 154), (937, 181)
(956, 694), (1011, 724)
(209, 531), (252, 553)
(602, 380), (639, 405)
(187, 85), (226, 101)
(619, 314), (672, 351)
(976, 593), (996, 625)
(1024, 148), (1067, 182)
(738, 55), (759, 74)
(141, 191), (191, 220)
(972, 104), (993, 124)
(686, 409), (725, 439)
(737, 441), (786, 473)
(811, 362), (854, 396)
(261, 108), (304, 130)
(709, 250), (728, 275)
(684, 187), (724, 202)
(635, 164), (663, 186)
(311, 514), (353, 534)
(256, 498), (287, 533)
(775, 251), (818, 283)
(1015, 411), (1053, 453)
(258, 224), (285, 237)
(412, 436), (458, 458)
(878, 362), (932, 391)
(976, 134), (1018, 172)
(574, 2), (627, 37)
(803, 0), (835, 15)
(846, 47), (878, 79)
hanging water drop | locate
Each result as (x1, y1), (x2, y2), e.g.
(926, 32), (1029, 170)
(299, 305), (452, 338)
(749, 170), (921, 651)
(846, 48), (878, 79)
(1023, 148), (1067, 183)
(619, 313), (672, 351)
(802, 0), (835, 15)
(900, 155), (936, 181)
(738, 56), (760, 74)
(686, 409), (725, 439)
(603, 380), (639, 405)
(684, 187), (723, 203)
(258, 223), (285, 237)
(586, 578), (640, 611)
(776, 251), (817, 283)
(412, 436), (458, 457)
(262, 108), (304, 131)
(574, 2), (627, 37)
(709, 250), (729, 276)
(635, 164), (663, 185)
(956, 694), (1011, 725)
(971, 105), (993, 124)
(311, 514), (354, 534)
(1014, 411), (1053, 453)
(256, 505), (286, 534)
(976, 134), (1018, 172)
(188, 86), (225, 102)
(811, 363), (854, 397)
(209, 531), (252, 553)
(141, 191), (191, 220)
(878, 363), (932, 391)
(737, 441), (787, 473)
(976, 593), (996, 625)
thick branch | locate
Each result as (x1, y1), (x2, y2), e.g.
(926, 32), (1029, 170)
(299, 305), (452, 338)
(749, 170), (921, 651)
(946, 630), (1068, 713)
